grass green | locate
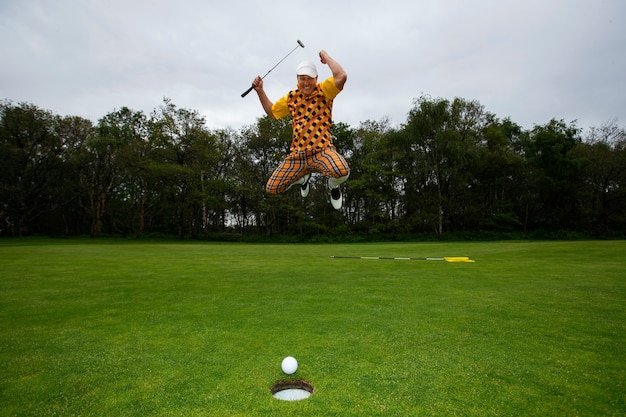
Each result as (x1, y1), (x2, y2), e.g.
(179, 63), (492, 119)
(1, 239), (625, 416)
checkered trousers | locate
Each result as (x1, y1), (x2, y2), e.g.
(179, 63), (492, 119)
(265, 146), (350, 194)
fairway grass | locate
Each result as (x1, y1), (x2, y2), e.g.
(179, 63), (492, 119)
(1, 239), (624, 416)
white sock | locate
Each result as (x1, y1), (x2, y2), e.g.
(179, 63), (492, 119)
(328, 174), (349, 189)
(295, 174), (309, 185)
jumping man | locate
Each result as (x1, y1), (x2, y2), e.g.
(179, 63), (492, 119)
(251, 50), (350, 210)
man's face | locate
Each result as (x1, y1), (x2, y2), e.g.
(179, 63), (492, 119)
(297, 75), (317, 97)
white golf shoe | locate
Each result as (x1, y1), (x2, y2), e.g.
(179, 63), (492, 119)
(300, 173), (311, 198)
(330, 185), (342, 210)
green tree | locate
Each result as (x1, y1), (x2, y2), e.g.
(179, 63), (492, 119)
(148, 98), (224, 238)
(572, 121), (626, 234)
(522, 119), (583, 230)
(50, 115), (96, 234)
(400, 96), (490, 234)
(0, 101), (83, 236)
(93, 107), (150, 236)
(344, 119), (397, 234)
(476, 118), (526, 231)
(399, 96), (450, 234)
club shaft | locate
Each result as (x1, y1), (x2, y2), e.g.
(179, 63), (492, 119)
(241, 40), (304, 98)
(262, 44), (301, 79)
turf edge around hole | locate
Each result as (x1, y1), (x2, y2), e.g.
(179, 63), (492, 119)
(271, 379), (314, 401)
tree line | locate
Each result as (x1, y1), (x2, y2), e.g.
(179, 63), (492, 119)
(1, 96), (625, 239)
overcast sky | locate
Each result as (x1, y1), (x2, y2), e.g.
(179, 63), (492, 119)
(1, 0), (625, 132)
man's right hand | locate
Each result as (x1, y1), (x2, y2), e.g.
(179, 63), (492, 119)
(252, 76), (264, 91)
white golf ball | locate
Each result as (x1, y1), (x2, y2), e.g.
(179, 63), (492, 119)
(281, 356), (298, 374)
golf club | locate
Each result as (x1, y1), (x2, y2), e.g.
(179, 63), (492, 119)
(241, 40), (305, 98)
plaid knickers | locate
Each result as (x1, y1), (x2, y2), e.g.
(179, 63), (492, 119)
(265, 146), (350, 194)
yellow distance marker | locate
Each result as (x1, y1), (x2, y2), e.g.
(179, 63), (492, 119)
(443, 257), (475, 263)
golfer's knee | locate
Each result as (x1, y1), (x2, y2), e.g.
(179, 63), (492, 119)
(337, 172), (350, 182)
(265, 183), (280, 194)
(328, 173), (349, 188)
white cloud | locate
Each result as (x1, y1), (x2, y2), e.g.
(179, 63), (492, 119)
(1, 0), (624, 131)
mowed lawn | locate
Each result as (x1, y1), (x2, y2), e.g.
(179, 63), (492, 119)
(0, 239), (624, 416)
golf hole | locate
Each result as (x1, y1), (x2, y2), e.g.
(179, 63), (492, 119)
(271, 379), (314, 401)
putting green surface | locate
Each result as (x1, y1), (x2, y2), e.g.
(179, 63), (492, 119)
(1, 239), (625, 416)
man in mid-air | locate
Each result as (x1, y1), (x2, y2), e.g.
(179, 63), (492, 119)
(251, 50), (350, 210)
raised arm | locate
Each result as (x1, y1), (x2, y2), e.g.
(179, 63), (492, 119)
(319, 50), (347, 91)
(252, 76), (276, 119)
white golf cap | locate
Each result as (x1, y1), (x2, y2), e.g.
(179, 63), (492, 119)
(296, 60), (317, 78)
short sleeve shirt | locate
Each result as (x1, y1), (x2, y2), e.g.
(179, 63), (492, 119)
(272, 77), (341, 151)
